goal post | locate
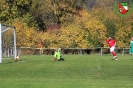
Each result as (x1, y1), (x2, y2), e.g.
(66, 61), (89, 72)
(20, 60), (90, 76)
(0, 23), (17, 63)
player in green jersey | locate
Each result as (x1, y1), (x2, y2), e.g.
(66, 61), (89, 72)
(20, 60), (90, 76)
(54, 48), (64, 61)
(129, 37), (133, 57)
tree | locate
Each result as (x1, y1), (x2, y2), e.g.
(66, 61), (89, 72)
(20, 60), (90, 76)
(78, 9), (107, 47)
(115, 14), (133, 48)
(0, 0), (32, 24)
(104, 19), (117, 37)
(12, 22), (37, 47)
(31, 0), (53, 30)
(51, 0), (78, 24)
(85, 0), (96, 9)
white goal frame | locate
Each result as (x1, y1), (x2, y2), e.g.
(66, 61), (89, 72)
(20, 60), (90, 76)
(0, 23), (17, 63)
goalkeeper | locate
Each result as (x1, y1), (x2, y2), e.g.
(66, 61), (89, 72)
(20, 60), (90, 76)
(54, 48), (64, 61)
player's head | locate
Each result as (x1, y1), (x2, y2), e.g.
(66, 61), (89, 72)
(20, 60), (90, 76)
(55, 48), (58, 52)
(109, 37), (112, 40)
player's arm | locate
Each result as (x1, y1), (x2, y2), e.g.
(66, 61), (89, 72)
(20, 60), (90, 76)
(114, 42), (116, 46)
(103, 39), (108, 44)
(113, 39), (116, 46)
(58, 48), (61, 54)
(130, 41), (133, 48)
(54, 52), (57, 58)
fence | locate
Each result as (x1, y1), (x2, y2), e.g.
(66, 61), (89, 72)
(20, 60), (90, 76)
(18, 47), (130, 56)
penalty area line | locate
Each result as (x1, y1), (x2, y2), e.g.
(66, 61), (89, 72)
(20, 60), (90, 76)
(95, 58), (101, 71)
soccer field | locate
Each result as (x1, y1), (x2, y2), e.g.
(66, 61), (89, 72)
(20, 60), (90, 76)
(0, 55), (133, 88)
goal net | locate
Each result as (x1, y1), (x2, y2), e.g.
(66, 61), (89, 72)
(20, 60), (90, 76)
(0, 23), (17, 63)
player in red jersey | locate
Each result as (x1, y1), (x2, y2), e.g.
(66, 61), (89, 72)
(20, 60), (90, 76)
(38, 42), (43, 55)
(106, 37), (118, 60)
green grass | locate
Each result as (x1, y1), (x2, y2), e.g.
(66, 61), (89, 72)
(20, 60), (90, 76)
(0, 55), (133, 88)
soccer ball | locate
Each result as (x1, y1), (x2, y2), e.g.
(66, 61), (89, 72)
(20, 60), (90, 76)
(15, 56), (19, 62)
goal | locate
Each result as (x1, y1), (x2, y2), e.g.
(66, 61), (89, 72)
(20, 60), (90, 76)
(0, 23), (17, 63)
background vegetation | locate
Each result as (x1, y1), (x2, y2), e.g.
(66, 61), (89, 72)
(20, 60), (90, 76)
(0, 0), (133, 48)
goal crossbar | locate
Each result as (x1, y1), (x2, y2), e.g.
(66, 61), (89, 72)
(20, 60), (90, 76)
(0, 23), (17, 63)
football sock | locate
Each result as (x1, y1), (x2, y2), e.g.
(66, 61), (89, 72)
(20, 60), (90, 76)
(111, 51), (116, 57)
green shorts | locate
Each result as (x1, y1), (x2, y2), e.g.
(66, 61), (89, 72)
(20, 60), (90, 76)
(129, 47), (133, 54)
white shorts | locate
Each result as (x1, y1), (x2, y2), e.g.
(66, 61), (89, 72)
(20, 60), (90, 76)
(110, 46), (115, 52)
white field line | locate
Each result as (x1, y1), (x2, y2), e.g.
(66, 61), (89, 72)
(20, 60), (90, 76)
(95, 58), (101, 70)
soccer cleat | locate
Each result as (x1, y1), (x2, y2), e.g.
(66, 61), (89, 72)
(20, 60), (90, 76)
(62, 59), (64, 61)
(60, 58), (64, 61)
(115, 57), (118, 60)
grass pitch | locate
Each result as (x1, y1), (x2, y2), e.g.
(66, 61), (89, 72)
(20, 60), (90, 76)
(0, 55), (133, 88)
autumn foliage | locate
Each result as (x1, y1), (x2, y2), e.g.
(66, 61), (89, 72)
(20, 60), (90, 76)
(1, 0), (133, 48)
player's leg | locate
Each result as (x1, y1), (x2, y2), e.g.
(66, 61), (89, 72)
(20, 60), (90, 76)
(57, 57), (64, 61)
(41, 48), (43, 55)
(58, 59), (61, 61)
(60, 57), (64, 61)
(129, 47), (133, 58)
(131, 53), (133, 58)
(110, 46), (118, 60)
(57, 55), (61, 61)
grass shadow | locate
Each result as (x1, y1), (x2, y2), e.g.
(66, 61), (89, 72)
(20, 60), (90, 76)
(111, 59), (115, 60)
(1, 58), (28, 64)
